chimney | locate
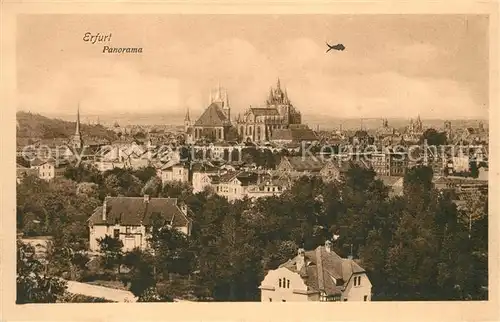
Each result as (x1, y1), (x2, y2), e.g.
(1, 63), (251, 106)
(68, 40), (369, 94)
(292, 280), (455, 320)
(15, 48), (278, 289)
(102, 197), (108, 221)
(325, 240), (332, 253)
(296, 248), (305, 272)
(144, 194), (150, 203)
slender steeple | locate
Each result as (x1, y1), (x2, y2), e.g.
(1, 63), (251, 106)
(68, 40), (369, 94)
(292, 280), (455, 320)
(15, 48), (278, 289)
(224, 89), (229, 107)
(72, 103), (83, 149)
(184, 107), (191, 132)
(277, 78), (281, 90)
(75, 103), (81, 135)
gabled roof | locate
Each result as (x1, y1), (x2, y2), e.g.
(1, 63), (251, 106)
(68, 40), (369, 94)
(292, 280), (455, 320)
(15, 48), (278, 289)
(194, 102), (229, 127)
(88, 197), (191, 227)
(279, 245), (366, 296)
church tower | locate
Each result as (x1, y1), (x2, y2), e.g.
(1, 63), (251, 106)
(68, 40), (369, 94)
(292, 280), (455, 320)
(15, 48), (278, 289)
(72, 103), (83, 149)
(223, 89), (231, 120)
(209, 82), (230, 120)
(184, 107), (192, 132)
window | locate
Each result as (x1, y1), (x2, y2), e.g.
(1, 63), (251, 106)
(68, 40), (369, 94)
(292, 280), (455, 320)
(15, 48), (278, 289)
(364, 295), (368, 301)
(282, 299), (286, 302)
(279, 279), (282, 287)
(287, 279), (290, 289)
(344, 299), (348, 301)
(113, 229), (120, 238)
(126, 226), (131, 234)
(357, 276), (361, 286)
(269, 298), (272, 302)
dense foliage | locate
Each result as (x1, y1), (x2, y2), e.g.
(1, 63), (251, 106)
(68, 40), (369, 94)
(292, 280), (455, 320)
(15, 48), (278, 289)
(17, 164), (488, 302)
(17, 241), (67, 303)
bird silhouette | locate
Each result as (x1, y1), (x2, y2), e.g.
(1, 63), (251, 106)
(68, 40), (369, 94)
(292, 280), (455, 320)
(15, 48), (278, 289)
(326, 42), (345, 53)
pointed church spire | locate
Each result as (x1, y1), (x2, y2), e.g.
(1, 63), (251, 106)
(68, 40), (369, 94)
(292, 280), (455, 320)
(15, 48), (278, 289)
(75, 102), (81, 135)
(185, 107), (191, 122)
(277, 78), (281, 90)
(217, 80), (222, 101)
(72, 102), (83, 149)
(224, 89), (229, 107)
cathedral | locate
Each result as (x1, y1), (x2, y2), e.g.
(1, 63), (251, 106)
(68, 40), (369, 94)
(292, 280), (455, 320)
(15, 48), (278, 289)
(188, 84), (232, 142)
(187, 79), (307, 143)
(236, 79), (302, 142)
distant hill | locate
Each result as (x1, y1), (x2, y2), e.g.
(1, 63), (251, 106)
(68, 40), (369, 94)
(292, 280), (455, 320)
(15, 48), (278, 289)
(16, 111), (117, 141)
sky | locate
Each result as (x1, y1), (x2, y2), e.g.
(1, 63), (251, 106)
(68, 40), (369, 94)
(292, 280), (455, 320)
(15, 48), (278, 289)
(17, 14), (489, 120)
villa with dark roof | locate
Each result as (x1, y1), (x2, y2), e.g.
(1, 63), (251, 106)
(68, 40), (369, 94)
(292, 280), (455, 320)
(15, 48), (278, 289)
(259, 241), (372, 302)
(88, 195), (193, 252)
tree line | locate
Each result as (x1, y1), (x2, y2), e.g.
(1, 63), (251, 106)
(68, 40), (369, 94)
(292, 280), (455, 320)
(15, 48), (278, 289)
(16, 163), (488, 302)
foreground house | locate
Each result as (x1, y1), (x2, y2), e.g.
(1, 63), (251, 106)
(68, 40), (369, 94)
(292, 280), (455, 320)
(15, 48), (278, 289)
(259, 241), (372, 302)
(88, 195), (192, 252)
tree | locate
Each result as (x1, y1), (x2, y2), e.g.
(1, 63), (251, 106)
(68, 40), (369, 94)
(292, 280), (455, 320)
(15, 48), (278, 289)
(76, 182), (99, 199)
(102, 170), (143, 196)
(64, 164), (103, 184)
(141, 176), (162, 197)
(122, 248), (156, 298)
(148, 219), (193, 279)
(97, 235), (124, 275)
(17, 240), (67, 303)
(162, 181), (193, 200)
(420, 128), (447, 146)
(132, 166), (158, 184)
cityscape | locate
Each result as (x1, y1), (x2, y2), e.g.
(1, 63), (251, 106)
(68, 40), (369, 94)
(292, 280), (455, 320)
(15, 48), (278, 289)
(15, 14), (489, 303)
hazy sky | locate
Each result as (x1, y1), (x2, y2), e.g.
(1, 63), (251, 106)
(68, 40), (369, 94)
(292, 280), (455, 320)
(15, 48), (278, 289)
(17, 14), (489, 120)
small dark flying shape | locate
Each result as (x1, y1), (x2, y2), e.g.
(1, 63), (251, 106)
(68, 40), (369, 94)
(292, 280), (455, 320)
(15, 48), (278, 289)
(326, 42), (345, 53)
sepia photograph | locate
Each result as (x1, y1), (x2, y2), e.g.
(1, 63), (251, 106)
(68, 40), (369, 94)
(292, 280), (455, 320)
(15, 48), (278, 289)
(1, 4), (498, 320)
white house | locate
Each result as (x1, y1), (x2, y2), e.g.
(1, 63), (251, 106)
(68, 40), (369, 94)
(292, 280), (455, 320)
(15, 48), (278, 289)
(87, 195), (192, 252)
(159, 163), (190, 185)
(259, 241), (372, 302)
(30, 158), (68, 181)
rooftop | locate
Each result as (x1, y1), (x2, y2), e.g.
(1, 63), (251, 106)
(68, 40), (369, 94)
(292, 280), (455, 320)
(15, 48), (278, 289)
(279, 245), (365, 296)
(88, 196), (191, 227)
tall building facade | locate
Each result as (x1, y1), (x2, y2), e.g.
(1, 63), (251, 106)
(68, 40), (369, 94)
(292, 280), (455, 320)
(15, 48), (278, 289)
(188, 79), (308, 143)
(236, 79), (302, 142)
(191, 84), (232, 142)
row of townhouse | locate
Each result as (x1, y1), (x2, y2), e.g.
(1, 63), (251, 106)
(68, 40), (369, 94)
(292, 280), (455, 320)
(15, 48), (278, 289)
(158, 160), (288, 201)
